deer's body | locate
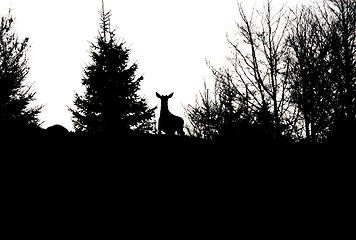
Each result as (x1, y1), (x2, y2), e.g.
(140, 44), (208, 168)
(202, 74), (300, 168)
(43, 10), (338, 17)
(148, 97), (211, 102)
(156, 92), (184, 136)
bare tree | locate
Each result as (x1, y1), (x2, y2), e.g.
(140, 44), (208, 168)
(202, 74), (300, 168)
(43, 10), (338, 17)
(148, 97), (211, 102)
(323, 0), (356, 142)
(186, 0), (297, 143)
(218, 0), (294, 140)
(287, 5), (333, 143)
(287, 0), (356, 143)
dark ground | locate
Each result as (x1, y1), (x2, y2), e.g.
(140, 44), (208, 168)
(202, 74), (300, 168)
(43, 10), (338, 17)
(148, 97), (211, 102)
(1, 129), (352, 237)
(3, 127), (352, 173)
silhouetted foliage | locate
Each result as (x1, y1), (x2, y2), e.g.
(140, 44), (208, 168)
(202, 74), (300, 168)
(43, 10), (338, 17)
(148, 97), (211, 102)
(0, 10), (42, 133)
(323, 0), (356, 143)
(70, 3), (156, 135)
(188, 0), (355, 144)
(187, 0), (294, 143)
(185, 82), (221, 140)
(185, 80), (249, 141)
(288, 0), (356, 143)
(287, 5), (333, 143)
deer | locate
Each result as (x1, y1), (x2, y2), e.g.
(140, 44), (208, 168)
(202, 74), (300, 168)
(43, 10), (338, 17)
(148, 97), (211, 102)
(156, 92), (184, 136)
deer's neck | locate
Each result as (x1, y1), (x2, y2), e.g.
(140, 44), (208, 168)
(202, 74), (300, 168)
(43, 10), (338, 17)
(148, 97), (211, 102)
(160, 103), (171, 115)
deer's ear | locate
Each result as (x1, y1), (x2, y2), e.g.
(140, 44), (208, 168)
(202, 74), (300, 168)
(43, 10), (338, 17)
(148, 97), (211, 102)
(156, 92), (161, 98)
(168, 93), (174, 98)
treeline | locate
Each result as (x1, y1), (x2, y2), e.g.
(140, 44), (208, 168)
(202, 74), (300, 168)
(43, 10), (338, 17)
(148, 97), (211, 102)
(1, 0), (355, 145)
(186, 0), (356, 144)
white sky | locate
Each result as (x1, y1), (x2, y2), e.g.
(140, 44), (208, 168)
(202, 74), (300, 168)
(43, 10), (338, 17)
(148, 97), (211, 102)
(0, 0), (307, 131)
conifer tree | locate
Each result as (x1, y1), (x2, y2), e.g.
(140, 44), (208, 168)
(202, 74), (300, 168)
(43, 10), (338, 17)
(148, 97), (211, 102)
(70, 2), (156, 135)
(0, 10), (42, 133)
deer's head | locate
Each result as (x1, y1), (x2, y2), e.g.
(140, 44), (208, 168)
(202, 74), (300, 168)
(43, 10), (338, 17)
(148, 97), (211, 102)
(156, 92), (173, 105)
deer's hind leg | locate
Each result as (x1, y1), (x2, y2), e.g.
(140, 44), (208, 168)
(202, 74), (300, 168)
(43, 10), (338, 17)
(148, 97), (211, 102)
(157, 121), (162, 134)
(177, 119), (184, 136)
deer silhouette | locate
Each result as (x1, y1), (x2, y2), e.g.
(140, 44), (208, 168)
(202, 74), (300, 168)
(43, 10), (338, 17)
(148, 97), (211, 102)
(156, 92), (184, 136)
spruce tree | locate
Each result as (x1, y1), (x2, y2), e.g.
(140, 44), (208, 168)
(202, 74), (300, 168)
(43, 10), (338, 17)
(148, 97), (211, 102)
(70, 3), (155, 135)
(0, 10), (42, 133)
